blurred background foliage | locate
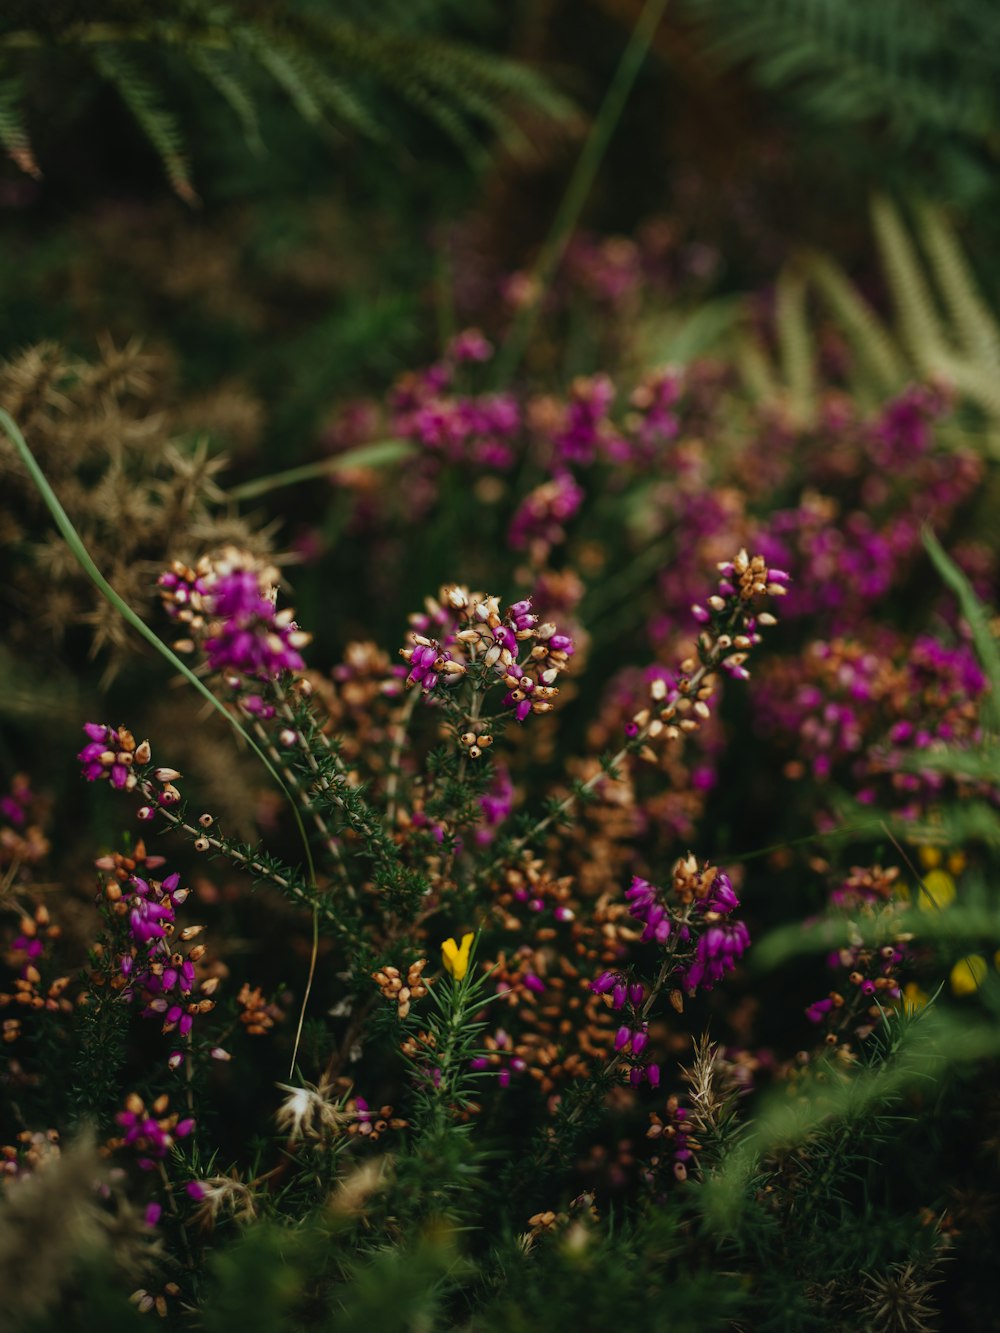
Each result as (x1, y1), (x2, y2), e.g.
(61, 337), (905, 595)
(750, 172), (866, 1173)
(3, 0), (998, 625)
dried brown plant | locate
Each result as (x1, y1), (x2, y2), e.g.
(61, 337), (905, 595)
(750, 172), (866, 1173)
(1, 339), (277, 682)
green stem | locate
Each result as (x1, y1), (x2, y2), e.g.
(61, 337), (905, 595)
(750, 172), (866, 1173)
(1, 23), (231, 50)
(227, 439), (413, 501)
(493, 0), (671, 385)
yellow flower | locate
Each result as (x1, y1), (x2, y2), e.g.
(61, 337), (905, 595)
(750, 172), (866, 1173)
(950, 954), (987, 997)
(917, 846), (942, 870)
(441, 932), (474, 981)
(901, 982), (929, 1013)
(916, 869), (956, 911)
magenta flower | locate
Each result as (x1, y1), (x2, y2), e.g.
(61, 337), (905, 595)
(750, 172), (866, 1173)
(681, 920), (751, 994)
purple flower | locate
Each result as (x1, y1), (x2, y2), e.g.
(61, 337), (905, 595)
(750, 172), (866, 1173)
(625, 877), (672, 944)
(509, 472), (584, 552)
(476, 766), (514, 846)
(78, 723), (146, 790)
(682, 920), (751, 994)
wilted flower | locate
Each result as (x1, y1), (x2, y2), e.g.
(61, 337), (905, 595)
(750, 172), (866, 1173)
(274, 1080), (346, 1142)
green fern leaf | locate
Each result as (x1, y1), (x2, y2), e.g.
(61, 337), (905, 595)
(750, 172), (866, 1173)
(775, 264), (816, 426)
(189, 47), (263, 154)
(871, 194), (949, 376)
(916, 203), (1000, 369)
(90, 45), (196, 203)
(804, 250), (905, 395)
(0, 73), (40, 179)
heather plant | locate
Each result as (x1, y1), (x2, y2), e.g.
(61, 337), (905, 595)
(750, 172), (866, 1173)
(4, 341), (1000, 1325)
(3, 5), (1000, 1322)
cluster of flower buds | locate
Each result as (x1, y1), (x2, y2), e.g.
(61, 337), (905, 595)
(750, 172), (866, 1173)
(590, 972), (660, 1087)
(493, 852), (575, 927)
(78, 723), (150, 791)
(470, 1027), (529, 1088)
(236, 983), (284, 1036)
(680, 861), (750, 994)
(523, 1192), (600, 1247)
(0, 774), (49, 873)
(646, 1095), (699, 1182)
(456, 593), (575, 724)
(1, 906), (70, 1044)
(508, 471), (585, 555)
(625, 552), (788, 760)
(691, 550), (787, 680)
(682, 915), (751, 995)
(614, 1022), (650, 1058)
(112, 1093), (194, 1171)
(399, 585), (576, 733)
(372, 958), (429, 1020)
(399, 638), (468, 693)
(625, 876), (674, 945)
(591, 971), (645, 1011)
(77, 725), (187, 815)
(1, 1129), (60, 1180)
(346, 1095), (407, 1142)
(129, 1284), (182, 1318)
(99, 858), (216, 1054)
(400, 1028), (437, 1061)
(159, 547), (309, 693)
(459, 729), (494, 761)
(623, 858), (750, 997)
(805, 865), (910, 1035)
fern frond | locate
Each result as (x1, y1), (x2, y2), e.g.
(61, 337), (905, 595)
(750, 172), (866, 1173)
(730, 195), (1000, 444)
(916, 203), (1000, 368)
(774, 264), (816, 425)
(804, 250), (905, 395)
(188, 47), (263, 154)
(89, 44), (196, 203)
(734, 332), (781, 406)
(229, 25), (382, 143)
(870, 194), (950, 376)
(0, 4), (574, 193)
(0, 71), (39, 178)
(685, 0), (1000, 144)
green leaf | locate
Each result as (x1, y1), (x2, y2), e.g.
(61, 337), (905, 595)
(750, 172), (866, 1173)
(923, 525), (1000, 733)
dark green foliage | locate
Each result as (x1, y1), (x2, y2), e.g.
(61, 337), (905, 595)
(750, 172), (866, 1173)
(684, 0), (999, 144)
(682, 0), (1000, 207)
(0, 0), (574, 196)
(67, 983), (131, 1129)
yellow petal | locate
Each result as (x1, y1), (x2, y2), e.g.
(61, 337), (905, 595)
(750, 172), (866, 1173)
(441, 933), (474, 981)
(902, 982), (929, 1012)
(917, 870), (955, 911)
(917, 846), (942, 870)
(950, 954), (987, 997)
(441, 938), (459, 976)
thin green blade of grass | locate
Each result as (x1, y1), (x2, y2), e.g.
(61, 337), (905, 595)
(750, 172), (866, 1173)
(227, 439), (415, 501)
(924, 525), (1000, 734)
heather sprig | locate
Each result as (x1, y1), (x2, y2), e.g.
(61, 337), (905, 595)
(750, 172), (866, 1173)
(399, 584), (576, 740)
